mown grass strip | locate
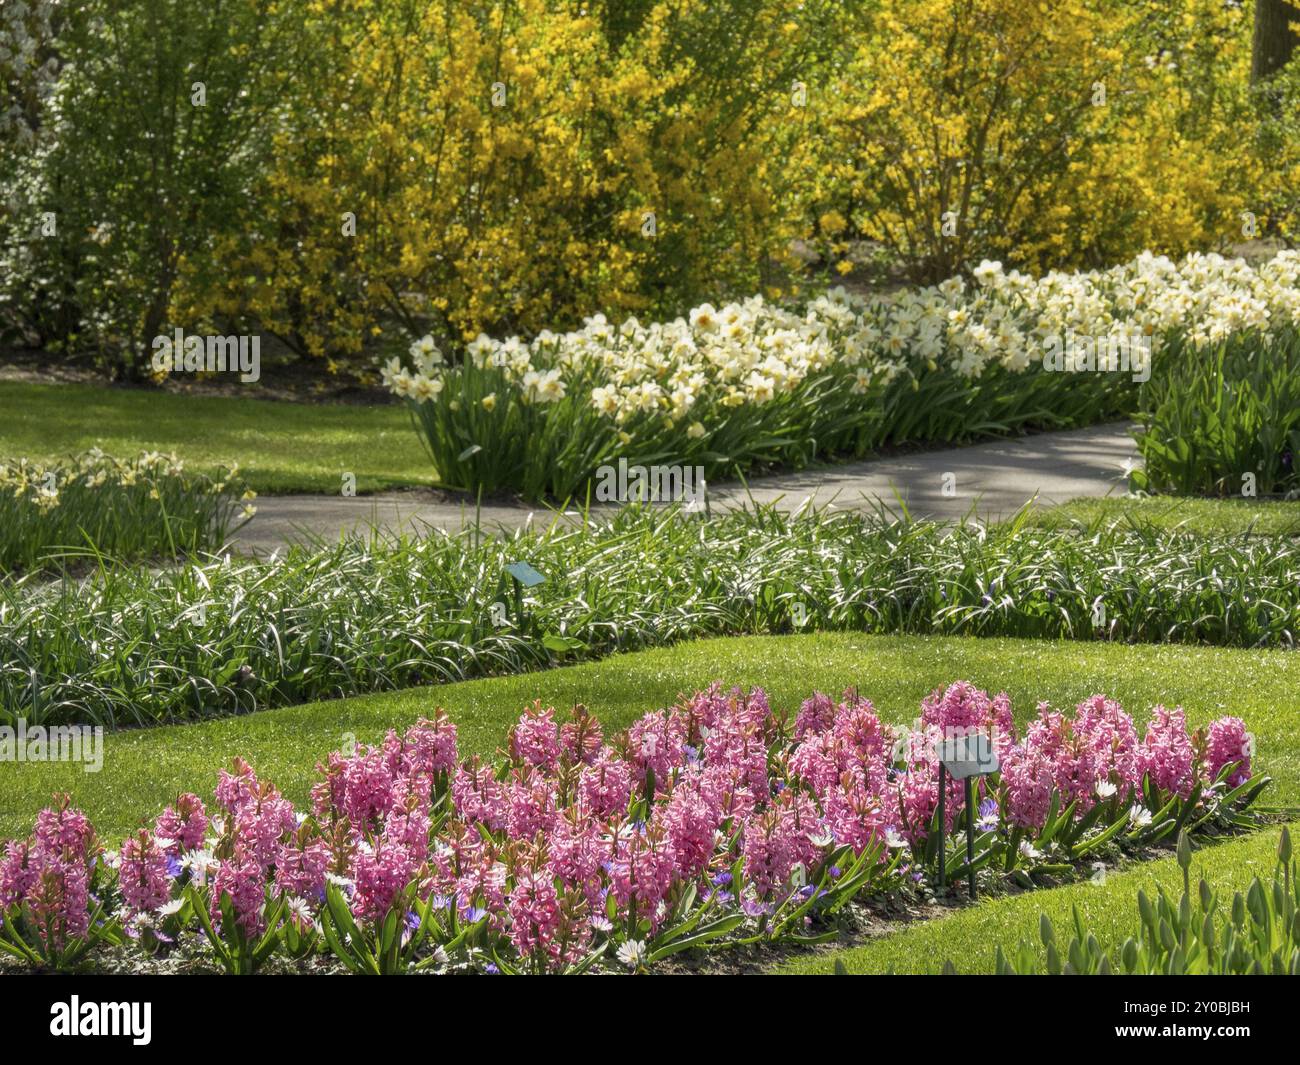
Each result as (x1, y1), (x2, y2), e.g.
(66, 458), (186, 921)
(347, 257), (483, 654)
(1032, 496), (1300, 538)
(0, 380), (429, 495)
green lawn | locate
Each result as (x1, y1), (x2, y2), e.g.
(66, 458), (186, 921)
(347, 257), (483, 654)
(778, 820), (1297, 974)
(3, 632), (1297, 842)
(0, 380), (431, 494)
(1032, 495), (1300, 536)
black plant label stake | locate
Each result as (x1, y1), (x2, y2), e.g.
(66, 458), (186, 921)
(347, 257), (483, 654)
(937, 734), (1000, 900)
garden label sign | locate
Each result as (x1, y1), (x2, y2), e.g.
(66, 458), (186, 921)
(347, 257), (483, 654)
(936, 734), (999, 900)
(505, 561), (546, 588)
(938, 734), (998, 780)
(505, 561), (546, 627)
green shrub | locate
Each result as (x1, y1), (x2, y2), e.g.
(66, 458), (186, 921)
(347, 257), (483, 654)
(0, 0), (308, 374)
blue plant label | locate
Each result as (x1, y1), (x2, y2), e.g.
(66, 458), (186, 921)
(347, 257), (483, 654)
(505, 561), (546, 587)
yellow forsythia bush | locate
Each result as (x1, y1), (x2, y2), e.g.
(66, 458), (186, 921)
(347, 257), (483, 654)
(175, 0), (828, 360)
(9, 0), (1295, 371)
(797, 0), (1269, 282)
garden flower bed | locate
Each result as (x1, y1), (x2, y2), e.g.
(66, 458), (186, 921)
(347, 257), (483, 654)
(383, 251), (1300, 499)
(0, 682), (1266, 974)
(0, 450), (253, 574)
(6, 506), (1299, 728)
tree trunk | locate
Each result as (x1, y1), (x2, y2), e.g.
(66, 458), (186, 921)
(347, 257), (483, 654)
(1252, 0), (1300, 83)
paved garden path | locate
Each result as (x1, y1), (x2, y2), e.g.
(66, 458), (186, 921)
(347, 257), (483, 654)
(233, 422), (1139, 555)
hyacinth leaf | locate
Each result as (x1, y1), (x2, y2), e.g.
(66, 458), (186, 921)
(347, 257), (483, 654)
(1003, 826), (1023, 872)
(323, 883), (378, 975)
(187, 886), (232, 970)
(379, 907), (400, 957)
(1152, 785), (1203, 845)
(252, 898), (286, 968)
(562, 942), (610, 975)
(406, 895), (436, 956)
(948, 841), (995, 883)
(282, 918), (307, 957)
(1060, 801), (1105, 854)
(824, 845), (895, 915)
(1130, 792), (1180, 843)
(0, 915), (42, 965)
(652, 893), (709, 948)
(434, 913), (488, 959)
(1072, 814), (1131, 858)
(320, 914), (366, 976)
(218, 892), (251, 974)
(1037, 791), (1062, 845)
(771, 852), (852, 933)
(489, 946), (521, 976)
(647, 915), (745, 962)
(1141, 776), (1160, 818)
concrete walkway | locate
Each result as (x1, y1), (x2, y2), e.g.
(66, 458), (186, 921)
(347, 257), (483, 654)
(232, 422), (1139, 554)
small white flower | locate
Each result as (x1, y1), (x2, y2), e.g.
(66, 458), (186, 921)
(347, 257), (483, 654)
(180, 849), (217, 886)
(616, 939), (648, 969)
(286, 897), (314, 926)
(1095, 780), (1117, 799)
(884, 828), (909, 849)
(157, 898), (185, 918)
(1128, 804), (1153, 828)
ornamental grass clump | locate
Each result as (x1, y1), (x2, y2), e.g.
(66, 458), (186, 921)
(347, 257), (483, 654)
(0, 449), (254, 574)
(0, 683), (1267, 974)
